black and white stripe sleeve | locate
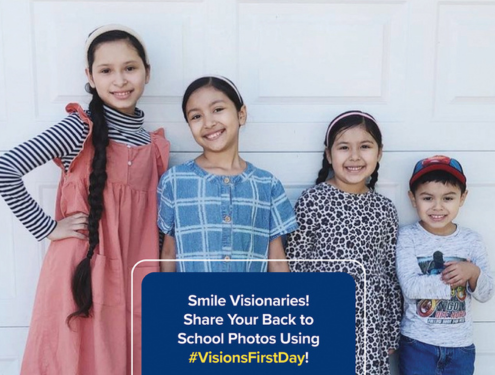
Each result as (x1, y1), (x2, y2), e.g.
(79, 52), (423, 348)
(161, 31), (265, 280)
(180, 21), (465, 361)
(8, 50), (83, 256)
(0, 113), (88, 240)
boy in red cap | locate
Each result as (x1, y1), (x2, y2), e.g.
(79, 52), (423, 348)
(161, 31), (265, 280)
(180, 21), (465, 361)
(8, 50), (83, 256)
(396, 155), (493, 375)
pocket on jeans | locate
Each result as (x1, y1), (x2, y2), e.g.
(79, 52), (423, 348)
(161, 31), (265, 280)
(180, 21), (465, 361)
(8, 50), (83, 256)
(92, 254), (124, 306)
(459, 344), (476, 353)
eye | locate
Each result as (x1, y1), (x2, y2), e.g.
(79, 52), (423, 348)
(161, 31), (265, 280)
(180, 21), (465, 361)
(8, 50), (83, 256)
(338, 145), (349, 151)
(422, 197), (432, 201)
(361, 144), (372, 149)
(126, 66), (136, 72)
(100, 68), (111, 74)
(444, 197), (454, 201)
(189, 114), (201, 121)
(213, 107), (225, 113)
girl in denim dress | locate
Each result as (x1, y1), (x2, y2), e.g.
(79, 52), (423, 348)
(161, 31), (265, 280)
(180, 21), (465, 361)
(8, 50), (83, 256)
(157, 76), (297, 272)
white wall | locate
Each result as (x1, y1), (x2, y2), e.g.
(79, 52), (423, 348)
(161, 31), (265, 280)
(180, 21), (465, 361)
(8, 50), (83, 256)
(0, 0), (494, 374)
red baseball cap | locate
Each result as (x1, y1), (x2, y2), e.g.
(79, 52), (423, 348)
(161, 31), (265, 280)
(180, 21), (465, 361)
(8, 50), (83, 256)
(409, 155), (466, 189)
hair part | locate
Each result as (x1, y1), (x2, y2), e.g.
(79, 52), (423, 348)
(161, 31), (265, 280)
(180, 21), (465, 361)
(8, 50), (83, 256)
(316, 111), (383, 190)
(68, 29), (148, 323)
(181, 76), (244, 121)
(410, 170), (467, 195)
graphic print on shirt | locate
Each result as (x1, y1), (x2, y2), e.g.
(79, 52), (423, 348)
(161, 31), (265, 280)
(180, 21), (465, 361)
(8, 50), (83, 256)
(416, 251), (467, 324)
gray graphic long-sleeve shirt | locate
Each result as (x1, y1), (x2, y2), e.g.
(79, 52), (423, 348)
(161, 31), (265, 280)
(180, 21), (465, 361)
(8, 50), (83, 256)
(396, 222), (494, 347)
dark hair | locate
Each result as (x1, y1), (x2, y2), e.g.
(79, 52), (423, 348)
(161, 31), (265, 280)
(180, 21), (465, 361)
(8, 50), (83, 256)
(410, 170), (467, 195)
(67, 30), (148, 323)
(181, 76), (244, 121)
(316, 110), (383, 190)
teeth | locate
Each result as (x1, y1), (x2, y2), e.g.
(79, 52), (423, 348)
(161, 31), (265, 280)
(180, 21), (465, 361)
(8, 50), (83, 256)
(346, 166), (363, 171)
(430, 215), (445, 219)
(113, 91), (131, 98)
(205, 130), (223, 140)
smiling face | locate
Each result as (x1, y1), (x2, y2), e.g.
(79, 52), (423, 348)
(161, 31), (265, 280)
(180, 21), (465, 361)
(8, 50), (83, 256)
(86, 39), (149, 115)
(185, 86), (246, 155)
(409, 181), (468, 236)
(326, 125), (382, 193)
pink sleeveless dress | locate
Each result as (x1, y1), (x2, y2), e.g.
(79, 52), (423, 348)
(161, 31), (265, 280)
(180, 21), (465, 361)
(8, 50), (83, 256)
(21, 103), (170, 375)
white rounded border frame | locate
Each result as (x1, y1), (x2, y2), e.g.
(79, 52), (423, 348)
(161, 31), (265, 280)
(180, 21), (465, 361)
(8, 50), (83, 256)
(131, 259), (367, 374)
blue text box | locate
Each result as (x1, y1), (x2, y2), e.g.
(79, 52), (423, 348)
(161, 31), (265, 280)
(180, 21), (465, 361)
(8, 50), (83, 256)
(142, 272), (355, 374)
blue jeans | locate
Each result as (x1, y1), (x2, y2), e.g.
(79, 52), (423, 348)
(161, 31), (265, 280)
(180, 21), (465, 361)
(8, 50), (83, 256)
(399, 335), (475, 375)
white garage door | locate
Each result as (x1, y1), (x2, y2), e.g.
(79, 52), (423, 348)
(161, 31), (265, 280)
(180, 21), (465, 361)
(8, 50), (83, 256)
(0, 0), (493, 374)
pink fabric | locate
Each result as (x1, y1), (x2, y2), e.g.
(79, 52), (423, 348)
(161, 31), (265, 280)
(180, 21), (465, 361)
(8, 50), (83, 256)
(21, 103), (170, 375)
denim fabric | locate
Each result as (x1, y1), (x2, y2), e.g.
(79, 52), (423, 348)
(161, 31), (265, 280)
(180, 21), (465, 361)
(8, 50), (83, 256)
(399, 335), (475, 375)
(157, 161), (298, 272)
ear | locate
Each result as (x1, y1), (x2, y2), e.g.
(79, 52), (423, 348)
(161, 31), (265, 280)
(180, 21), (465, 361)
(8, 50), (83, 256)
(145, 66), (151, 84)
(408, 190), (417, 208)
(377, 146), (383, 163)
(325, 148), (332, 165)
(459, 190), (468, 207)
(238, 105), (247, 126)
(85, 68), (96, 89)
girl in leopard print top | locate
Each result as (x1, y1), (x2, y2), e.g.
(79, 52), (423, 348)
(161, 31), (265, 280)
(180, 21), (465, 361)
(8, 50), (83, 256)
(285, 111), (402, 375)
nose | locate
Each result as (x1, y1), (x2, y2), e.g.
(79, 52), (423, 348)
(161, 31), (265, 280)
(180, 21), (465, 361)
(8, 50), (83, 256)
(350, 148), (361, 161)
(114, 71), (127, 86)
(432, 199), (443, 210)
(204, 114), (217, 129)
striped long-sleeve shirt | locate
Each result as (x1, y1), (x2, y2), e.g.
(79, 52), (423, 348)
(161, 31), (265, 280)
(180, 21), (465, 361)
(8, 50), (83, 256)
(0, 105), (151, 241)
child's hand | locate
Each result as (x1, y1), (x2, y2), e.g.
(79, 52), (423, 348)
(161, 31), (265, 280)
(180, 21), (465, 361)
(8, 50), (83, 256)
(47, 213), (88, 241)
(388, 349), (395, 355)
(442, 261), (480, 290)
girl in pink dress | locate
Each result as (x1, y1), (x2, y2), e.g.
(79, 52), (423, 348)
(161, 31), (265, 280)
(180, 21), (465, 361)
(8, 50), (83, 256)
(0, 25), (169, 375)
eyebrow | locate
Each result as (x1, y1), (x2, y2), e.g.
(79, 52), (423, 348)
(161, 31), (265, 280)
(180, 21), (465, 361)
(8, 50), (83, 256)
(186, 100), (226, 116)
(209, 100), (226, 107)
(334, 140), (375, 145)
(94, 60), (140, 68)
(418, 191), (458, 196)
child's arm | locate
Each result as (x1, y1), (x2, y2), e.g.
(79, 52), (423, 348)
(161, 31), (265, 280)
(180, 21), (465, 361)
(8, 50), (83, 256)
(382, 205), (403, 353)
(157, 170), (177, 272)
(284, 191), (317, 272)
(160, 234), (176, 272)
(441, 261), (480, 290)
(442, 234), (494, 302)
(0, 113), (88, 240)
(396, 229), (451, 300)
(268, 236), (290, 272)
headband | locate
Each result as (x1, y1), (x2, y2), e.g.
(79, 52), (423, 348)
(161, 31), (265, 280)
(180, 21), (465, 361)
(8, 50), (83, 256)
(207, 75), (243, 104)
(325, 111), (378, 146)
(409, 155), (466, 189)
(85, 24), (149, 67)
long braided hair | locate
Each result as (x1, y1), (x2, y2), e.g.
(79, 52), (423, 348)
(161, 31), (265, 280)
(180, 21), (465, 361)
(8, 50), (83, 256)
(67, 29), (149, 322)
(316, 110), (382, 190)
